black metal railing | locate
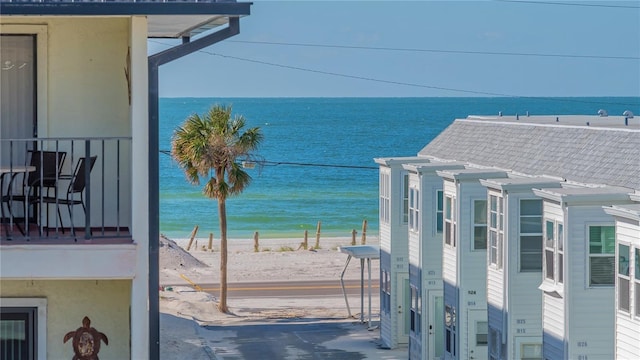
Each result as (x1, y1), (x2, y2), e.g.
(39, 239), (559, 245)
(1, 137), (132, 241)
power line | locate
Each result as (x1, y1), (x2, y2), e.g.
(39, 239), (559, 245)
(149, 40), (639, 106)
(493, 0), (640, 9)
(159, 151), (378, 170)
(227, 40), (639, 61)
(199, 49), (638, 106)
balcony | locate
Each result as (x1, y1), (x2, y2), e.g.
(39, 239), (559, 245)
(1, 137), (133, 244)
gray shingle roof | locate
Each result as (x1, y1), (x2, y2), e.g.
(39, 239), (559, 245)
(418, 119), (640, 190)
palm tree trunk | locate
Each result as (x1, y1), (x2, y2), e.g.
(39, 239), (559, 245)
(217, 198), (229, 313)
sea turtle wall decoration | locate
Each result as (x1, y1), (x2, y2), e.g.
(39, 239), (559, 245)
(63, 316), (109, 360)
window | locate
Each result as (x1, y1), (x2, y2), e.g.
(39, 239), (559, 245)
(381, 270), (391, 315)
(521, 343), (543, 360)
(489, 327), (501, 360)
(409, 188), (419, 232)
(489, 195), (503, 267)
(635, 248), (640, 317)
(544, 220), (555, 280)
(444, 195), (455, 247)
(588, 225), (615, 286)
(379, 172), (390, 224)
(557, 223), (564, 284)
(520, 199), (543, 272)
(476, 321), (488, 346)
(445, 305), (456, 356)
(410, 285), (421, 334)
(436, 190), (444, 233)
(618, 243), (630, 312)
(403, 174), (409, 224)
(473, 199), (488, 250)
(0, 298), (46, 360)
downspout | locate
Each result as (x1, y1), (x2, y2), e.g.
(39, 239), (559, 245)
(147, 17), (240, 359)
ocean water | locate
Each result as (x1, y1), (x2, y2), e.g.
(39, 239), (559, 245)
(159, 97), (638, 239)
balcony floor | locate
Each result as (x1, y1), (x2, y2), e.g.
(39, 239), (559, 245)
(0, 223), (133, 244)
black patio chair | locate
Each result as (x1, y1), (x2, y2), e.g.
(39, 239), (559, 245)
(1, 150), (66, 228)
(40, 156), (97, 235)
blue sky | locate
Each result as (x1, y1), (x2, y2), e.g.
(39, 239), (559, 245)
(150, 1), (640, 98)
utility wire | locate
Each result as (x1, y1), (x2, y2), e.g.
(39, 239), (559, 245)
(493, 0), (640, 9)
(227, 40), (639, 61)
(200, 50), (638, 106)
(149, 39), (639, 106)
(159, 150), (378, 169)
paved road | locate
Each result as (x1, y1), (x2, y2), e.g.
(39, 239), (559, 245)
(204, 321), (375, 359)
(166, 279), (380, 298)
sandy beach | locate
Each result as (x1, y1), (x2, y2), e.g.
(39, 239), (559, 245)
(159, 234), (385, 359)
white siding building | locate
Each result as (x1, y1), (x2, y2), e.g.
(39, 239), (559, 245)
(533, 186), (633, 360)
(603, 200), (640, 359)
(375, 157), (432, 349)
(378, 113), (639, 359)
(0, 2), (250, 358)
(403, 161), (465, 360)
(480, 176), (561, 360)
(436, 168), (507, 360)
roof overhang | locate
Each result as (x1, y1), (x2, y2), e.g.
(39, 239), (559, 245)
(0, 1), (252, 38)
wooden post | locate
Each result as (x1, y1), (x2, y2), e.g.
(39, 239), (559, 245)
(254, 231), (259, 252)
(186, 225), (199, 251)
(302, 230), (309, 250)
(208, 233), (213, 251)
(351, 229), (357, 245)
(314, 221), (322, 249)
(361, 219), (368, 245)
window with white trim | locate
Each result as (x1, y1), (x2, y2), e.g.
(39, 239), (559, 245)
(489, 327), (501, 360)
(409, 187), (419, 232)
(473, 199), (487, 250)
(489, 195), (503, 267)
(557, 223), (564, 284)
(403, 174), (409, 224)
(476, 321), (488, 346)
(521, 343), (543, 360)
(379, 172), (390, 224)
(436, 190), (444, 233)
(0, 298), (46, 360)
(544, 220), (555, 280)
(444, 195), (456, 247)
(410, 285), (421, 335)
(618, 243), (630, 312)
(588, 225), (615, 286)
(445, 304), (456, 356)
(381, 269), (391, 315)
(635, 248), (640, 317)
(519, 199), (543, 272)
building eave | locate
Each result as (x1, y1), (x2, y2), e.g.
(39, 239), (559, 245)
(0, 1), (252, 38)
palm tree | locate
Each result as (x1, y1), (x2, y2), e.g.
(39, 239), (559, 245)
(171, 104), (263, 313)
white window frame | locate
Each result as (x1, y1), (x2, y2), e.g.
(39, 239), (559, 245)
(379, 172), (390, 224)
(0, 298), (47, 360)
(634, 247), (640, 318)
(557, 223), (564, 284)
(381, 269), (391, 315)
(403, 173), (409, 224)
(519, 199), (543, 272)
(489, 327), (501, 360)
(588, 224), (616, 287)
(444, 195), (456, 247)
(436, 190), (444, 233)
(618, 242), (631, 313)
(489, 195), (503, 268)
(409, 187), (419, 232)
(445, 304), (456, 356)
(473, 199), (488, 251)
(544, 219), (556, 281)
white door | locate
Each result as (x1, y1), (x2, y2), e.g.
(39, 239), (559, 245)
(396, 275), (410, 344)
(468, 309), (488, 360)
(428, 290), (444, 360)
